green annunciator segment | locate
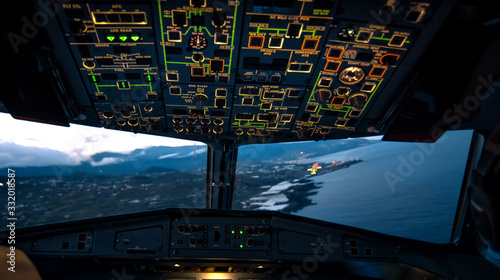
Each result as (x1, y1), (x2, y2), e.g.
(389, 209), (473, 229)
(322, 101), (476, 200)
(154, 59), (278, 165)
(106, 34), (139, 42)
(130, 34), (140, 41)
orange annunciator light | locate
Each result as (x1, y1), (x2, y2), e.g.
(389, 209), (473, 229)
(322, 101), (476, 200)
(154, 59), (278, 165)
(301, 38), (320, 51)
(326, 46), (344, 59)
(368, 66), (387, 77)
(324, 60), (341, 72)
(248, 35), (265, 48)
(331, 96), (346, 106)
(209, 59), (225, 73)
(191, 66), (205, 77)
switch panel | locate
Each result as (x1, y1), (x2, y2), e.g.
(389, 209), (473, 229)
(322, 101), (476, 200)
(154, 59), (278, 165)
(171, 217), (271, 251)
(32, 231), (94, 253)
(48, 0), (440, 143)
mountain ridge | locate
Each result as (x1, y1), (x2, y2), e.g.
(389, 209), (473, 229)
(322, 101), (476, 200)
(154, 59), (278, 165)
(2, 138), (378, 177)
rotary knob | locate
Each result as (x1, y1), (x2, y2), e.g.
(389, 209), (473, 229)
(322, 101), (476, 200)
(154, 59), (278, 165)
(177, 225), (186, 233)
(257, 227), (266, 235)
(313, 89), (331, 105)
(193, 94), (208, 108)
(246, 239), (254, 247)
(192, 53), (204, 62)
(145, 121), (158, 132)
(348, 93), (368, 109)
(83, 60), (95, 69)
(102, 112), (113, 119)
(192, 53), (205, 66)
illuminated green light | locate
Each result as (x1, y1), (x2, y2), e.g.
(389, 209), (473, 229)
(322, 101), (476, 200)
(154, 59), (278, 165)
(119, 35), (128, 41)
(239, 244), (243, 248)
(130, 34), (140, 41)
(106, 35), (116, 42)
(121, 82), (126, 88)
(231, 230), (235, 234)
(239, 230), (243, 234)
(91, 75), (96, 82)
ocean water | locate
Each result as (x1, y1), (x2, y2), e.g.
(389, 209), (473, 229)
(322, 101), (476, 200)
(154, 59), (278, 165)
(294, 130), (473, 243)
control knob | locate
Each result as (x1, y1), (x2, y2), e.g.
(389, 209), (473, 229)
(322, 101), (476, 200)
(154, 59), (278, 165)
(192, 53), (205, 66)
(257, 227), (266, 235)
(246, 239), (254, 247)
(212, 11), (226, 28)
(177, 225), (185, 233)
(348, 93), (368, 110)
(145, 121), (158, 133)
(193, 94), (208, 109)
(313, 89), (331, 105)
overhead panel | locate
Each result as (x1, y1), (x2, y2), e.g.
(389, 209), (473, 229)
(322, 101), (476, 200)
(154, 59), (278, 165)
(52, 0), (440, 144)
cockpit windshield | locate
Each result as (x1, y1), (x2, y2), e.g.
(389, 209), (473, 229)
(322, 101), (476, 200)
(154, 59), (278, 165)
(1, 112), (475, 244)
(233, 130), (474, 244)
(0, 113), (207, 227)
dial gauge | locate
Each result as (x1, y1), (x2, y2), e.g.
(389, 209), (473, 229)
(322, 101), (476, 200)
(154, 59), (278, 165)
(188, 35), (208, 50)
(338, 67), (365, 85)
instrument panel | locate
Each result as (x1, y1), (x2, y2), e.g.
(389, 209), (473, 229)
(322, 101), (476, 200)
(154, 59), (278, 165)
(15, 209), (404, 262)
(5, 0), (442, 145)
(2, 204), (495, 280)
(5, 209), (450, 279)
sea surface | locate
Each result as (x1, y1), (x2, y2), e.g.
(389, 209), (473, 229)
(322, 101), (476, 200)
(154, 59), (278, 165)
(291, 130), (474, 243)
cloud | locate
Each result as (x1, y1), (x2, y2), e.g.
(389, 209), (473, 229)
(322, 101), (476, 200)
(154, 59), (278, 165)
(0, 112), (203, 151)
(0, 143), (80, 168)
(0, 113), (207, 165)
(176, 148), (208, 158)
(158, 153), (179, 159)
(158, 148), (207, 160)
(89, 157), (126, 167)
